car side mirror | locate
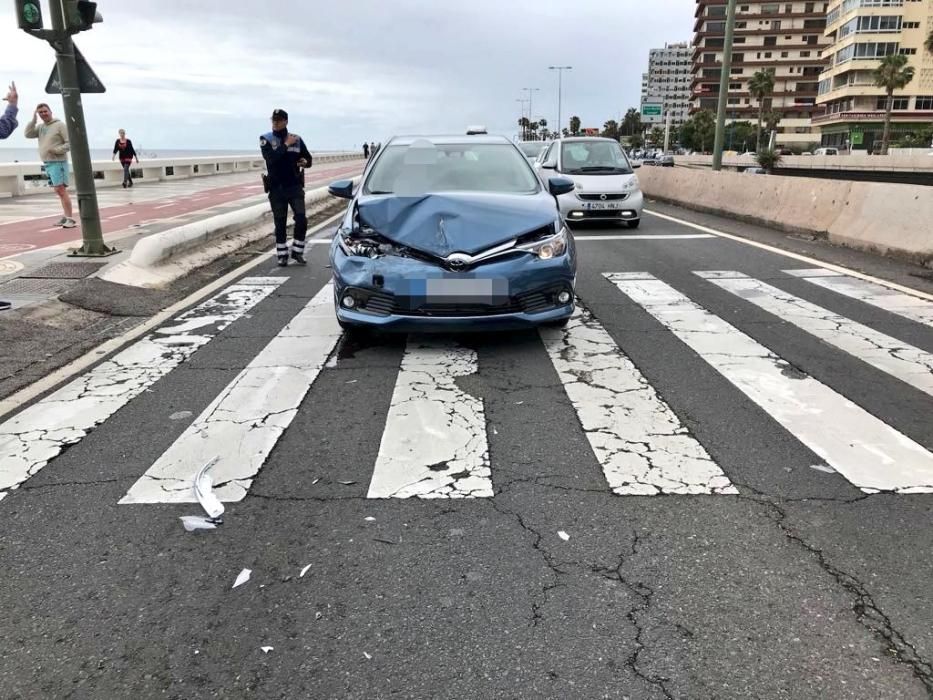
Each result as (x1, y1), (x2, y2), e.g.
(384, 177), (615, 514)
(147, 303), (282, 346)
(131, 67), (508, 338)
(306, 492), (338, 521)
(328, 179), (354, 199)
(548, 176), (575, 197)
(541, 163), (557, 170)
(631, 162), (642, 169)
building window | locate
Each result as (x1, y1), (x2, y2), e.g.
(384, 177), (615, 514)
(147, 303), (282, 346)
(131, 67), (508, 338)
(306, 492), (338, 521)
(805, 1), (815, 10)
(781, 51), (789, 57)
(800, 51), (811, 57)
(898, 48), (917, 55)
(764, 36), (777, 46)
(764, 52), (773, 58)
(734, 37), (746, 43)
(902, 21), (920, 29)
(854, 42), (899, 59)
(915, 96), (933, 110)
(875, 97), (909, 110)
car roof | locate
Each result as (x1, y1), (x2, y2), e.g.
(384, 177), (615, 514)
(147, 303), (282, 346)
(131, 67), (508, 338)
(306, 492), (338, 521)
(559, 137), (619, 144)
(387, 135), (513, 146)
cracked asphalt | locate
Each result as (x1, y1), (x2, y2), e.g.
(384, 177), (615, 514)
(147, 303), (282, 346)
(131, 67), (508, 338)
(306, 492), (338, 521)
(1, 204), (932, 699)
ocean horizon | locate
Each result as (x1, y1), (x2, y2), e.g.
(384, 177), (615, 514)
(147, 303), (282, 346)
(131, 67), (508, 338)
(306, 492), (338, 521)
(0, 146), (350, 163)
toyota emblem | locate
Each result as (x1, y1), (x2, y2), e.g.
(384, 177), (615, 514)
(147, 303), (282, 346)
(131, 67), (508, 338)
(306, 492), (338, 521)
(447, 253), (471, 271)
(600, 193), (608, 201)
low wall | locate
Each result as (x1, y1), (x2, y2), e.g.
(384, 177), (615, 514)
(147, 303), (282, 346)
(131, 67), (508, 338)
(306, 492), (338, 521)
(636, 167), (933, 266)
(678, 153), (933, 174)
(0, 152), (364, 198)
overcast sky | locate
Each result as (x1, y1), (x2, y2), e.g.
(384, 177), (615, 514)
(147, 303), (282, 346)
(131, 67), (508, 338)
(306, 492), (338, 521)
(1, 0), (694, 152)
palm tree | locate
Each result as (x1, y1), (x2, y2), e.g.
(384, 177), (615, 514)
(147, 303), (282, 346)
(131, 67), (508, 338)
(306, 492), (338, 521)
(926, 29), (933, 56)
(748, 69), (776, 152)
(873, 53), (915, 155)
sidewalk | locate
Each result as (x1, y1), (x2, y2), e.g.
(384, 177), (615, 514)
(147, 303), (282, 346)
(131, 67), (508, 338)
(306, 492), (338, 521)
(0, 161), (362, 309)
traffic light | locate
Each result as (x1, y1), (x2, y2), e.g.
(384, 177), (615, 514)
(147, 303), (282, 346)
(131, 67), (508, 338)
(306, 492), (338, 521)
(15, 0), (44, 31)
(66, 1), (103, 32)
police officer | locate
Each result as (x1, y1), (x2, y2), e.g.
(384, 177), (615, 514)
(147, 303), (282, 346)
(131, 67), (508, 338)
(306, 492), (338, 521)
(260, 108), (313, 266)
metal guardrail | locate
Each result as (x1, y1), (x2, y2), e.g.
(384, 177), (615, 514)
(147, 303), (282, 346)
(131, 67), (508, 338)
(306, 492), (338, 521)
(0, 152), (364, 198)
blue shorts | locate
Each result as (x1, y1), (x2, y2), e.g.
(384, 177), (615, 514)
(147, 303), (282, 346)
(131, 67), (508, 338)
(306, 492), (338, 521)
(44, 161), (69, 187)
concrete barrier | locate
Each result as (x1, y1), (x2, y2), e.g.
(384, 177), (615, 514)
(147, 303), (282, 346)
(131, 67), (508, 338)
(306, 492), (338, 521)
(636, 167), (933, 266)
(102, 178), (359, 288)
(677, 153), (933, 173)
(0, 152), (364, 198)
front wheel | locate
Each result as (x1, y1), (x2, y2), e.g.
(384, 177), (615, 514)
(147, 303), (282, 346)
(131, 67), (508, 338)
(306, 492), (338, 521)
(626, 219), (641, 229)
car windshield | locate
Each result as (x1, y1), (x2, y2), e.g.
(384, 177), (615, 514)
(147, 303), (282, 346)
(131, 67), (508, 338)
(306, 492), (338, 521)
(364, 141), (540, 196)
(518, 142), (546, 158)
(560, 141), (633, 174)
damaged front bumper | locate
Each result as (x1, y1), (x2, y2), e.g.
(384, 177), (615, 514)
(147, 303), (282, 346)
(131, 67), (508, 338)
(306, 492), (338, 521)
(330, 238), (575, 332)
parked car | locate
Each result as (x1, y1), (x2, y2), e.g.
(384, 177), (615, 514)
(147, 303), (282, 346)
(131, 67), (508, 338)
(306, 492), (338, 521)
(327, 135), (576, 333)
(812, 147), (839, 156)
(534, 137), (643, 228)
(659, 154), (675, 167)
(517, 140), (549, 163)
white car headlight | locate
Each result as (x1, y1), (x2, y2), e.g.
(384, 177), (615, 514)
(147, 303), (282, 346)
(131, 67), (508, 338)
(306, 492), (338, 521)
(516, 226), (568, 260)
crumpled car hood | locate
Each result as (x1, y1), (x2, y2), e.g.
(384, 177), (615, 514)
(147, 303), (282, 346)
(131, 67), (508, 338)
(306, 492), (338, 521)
(356, 192), (556, 257)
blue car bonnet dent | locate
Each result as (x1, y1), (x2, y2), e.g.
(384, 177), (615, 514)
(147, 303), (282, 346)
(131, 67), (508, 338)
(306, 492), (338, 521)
(356, 193), (557, 257)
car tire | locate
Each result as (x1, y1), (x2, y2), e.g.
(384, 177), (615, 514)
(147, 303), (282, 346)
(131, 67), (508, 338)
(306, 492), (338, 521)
(626, 219), (641, 229)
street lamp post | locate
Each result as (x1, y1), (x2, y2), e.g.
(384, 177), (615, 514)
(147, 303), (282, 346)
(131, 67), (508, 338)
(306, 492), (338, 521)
(522, 87), (540, 139)
(548, 66), (572, 138)
(712, 0), (738, 171)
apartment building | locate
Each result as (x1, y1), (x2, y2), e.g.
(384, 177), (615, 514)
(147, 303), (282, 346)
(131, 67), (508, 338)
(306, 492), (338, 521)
(816, 0), (933, 150)
(640, 42), (693, 127)
(692, 0), (832, 147)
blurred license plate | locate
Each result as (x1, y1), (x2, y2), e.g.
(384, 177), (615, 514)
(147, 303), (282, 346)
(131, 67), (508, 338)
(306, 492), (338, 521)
(424, 278), (506, 303)
(583, 201), (623, 210)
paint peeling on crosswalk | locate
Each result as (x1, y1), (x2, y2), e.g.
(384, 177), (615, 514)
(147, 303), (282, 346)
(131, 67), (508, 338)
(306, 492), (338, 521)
(0, 277), (284, 500)
(540, 304), (738, 496)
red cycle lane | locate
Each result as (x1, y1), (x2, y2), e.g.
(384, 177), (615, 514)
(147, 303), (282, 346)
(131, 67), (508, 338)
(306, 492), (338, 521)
(0, 162), (362, 256)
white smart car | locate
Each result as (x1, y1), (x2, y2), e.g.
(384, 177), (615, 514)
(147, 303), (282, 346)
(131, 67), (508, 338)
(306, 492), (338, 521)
(535, 137), (643, 228)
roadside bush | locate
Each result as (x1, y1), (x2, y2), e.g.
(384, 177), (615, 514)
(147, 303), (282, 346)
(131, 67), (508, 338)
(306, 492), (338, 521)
(755, 149), (782, 173)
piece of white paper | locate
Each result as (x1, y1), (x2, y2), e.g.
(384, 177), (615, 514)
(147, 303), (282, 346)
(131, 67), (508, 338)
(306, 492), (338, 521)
(233, 569), (252, 588)
(299, 564), (311, 578)
(261, 646), (274, 653)
(557, 531), (570, 541)
(179, 516), (218, 532)
(194, 457), (224, 520)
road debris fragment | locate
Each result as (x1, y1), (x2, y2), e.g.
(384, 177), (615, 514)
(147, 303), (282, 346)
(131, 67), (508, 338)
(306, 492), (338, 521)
(261, 646), (274, 654)
(300, 565), (311, 578)
(557, 531), (570, 541)
(169, 411), (194, 421)
(233, 569), (252, 588)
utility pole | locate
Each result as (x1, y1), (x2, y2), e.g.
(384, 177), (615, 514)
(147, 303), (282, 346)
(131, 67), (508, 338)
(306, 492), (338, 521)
(548, 66), (572, 139)
(522, 87), (540, 140)
(712, 0), (737, 171)
(16, 0), (115, 256)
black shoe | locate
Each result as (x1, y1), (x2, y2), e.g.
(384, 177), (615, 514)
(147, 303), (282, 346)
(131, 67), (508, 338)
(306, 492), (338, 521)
(290, 251), (306, 265)
(277, 257), (288, 267)
(128, 180), (133, 188)
(0, 300), (11, 311)
(122, 182), (127, 189)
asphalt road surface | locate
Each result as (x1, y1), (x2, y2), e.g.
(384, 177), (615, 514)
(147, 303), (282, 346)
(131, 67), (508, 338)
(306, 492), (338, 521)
(1, 205), (932, 699)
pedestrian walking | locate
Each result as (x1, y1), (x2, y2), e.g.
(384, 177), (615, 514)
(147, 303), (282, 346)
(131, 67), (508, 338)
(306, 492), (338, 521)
(0, 81), (19, 311)
(363, 142), (370, 159)
(370, 141), (377, 157)
(24, 103), (75, 228)
(112, 129), (139, 188)
(260, 108), (313, 267)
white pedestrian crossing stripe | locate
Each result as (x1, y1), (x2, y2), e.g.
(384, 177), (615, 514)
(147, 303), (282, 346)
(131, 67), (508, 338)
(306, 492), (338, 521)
(0, 277), (284, 501)
(367, 339), (493, 499)
(3, 266), (932, 506)
(785, 269), (933, 329)
(699, 271), (933, 398)
(120, 282), (342, 505)
(607, 272), (933, 494)
(540, 305), (737, 495)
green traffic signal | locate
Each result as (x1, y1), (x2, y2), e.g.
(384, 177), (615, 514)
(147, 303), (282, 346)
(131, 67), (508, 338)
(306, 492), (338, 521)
(16, 0), (44, 31)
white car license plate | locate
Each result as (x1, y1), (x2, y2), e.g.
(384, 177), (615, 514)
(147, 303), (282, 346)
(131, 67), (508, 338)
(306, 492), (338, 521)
(583, 201), (623, 210)
(424, 278), (507, 303)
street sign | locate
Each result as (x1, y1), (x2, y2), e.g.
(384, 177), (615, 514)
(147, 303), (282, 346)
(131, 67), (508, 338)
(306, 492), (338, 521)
(641, 103), (662, 117)
(46, 45), (105, 94)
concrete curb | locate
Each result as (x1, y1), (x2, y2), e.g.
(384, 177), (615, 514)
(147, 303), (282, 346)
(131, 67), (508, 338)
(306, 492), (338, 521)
(101, 179), (357, 288)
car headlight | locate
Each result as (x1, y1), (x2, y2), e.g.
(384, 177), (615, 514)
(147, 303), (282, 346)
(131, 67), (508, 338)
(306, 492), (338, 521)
(621, 179), (639, 192)
(516, 225), (568, 260)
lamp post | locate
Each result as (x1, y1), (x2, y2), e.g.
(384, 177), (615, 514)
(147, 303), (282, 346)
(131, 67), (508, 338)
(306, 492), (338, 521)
(548, 66), (572, 138)
(712, 0), (738, 171)
(522, 87), (540, 140)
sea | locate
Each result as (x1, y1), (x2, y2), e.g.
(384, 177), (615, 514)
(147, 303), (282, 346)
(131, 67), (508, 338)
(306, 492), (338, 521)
(0, 148), (257, 163)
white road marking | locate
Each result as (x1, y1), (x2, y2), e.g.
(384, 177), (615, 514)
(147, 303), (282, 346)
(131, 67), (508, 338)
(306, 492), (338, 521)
(368, 338), (492, 499)
(0, 278), (283, 499)
(574, 234), (715, 241)
(540, 304), (736, 495)
(153, 203), (176, 209)
(105, 213), (134, 220)
(643, 209), (933, 303)
(0, 211), (344, 419)
(39, 227), (59, 232)
(785, 269), (933, 329)
(608, 272), (933, 494)
(699, 272), (933, 398)
(120, 282), (342, 504)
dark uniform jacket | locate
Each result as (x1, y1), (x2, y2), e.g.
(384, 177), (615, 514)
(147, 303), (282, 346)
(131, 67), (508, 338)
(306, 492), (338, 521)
(260, 128), (312, 194)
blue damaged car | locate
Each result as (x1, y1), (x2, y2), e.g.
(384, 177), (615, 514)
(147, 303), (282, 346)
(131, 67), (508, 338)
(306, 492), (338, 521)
(327, 135), (577, 332)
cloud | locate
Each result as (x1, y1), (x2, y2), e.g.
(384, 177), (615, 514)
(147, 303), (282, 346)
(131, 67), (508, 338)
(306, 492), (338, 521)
(0, 0), (694, 150)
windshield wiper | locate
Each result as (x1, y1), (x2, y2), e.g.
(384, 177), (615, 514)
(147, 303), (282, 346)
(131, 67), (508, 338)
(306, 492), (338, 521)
(577, 166), (626, 172)
(367, 190), (393, 195)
